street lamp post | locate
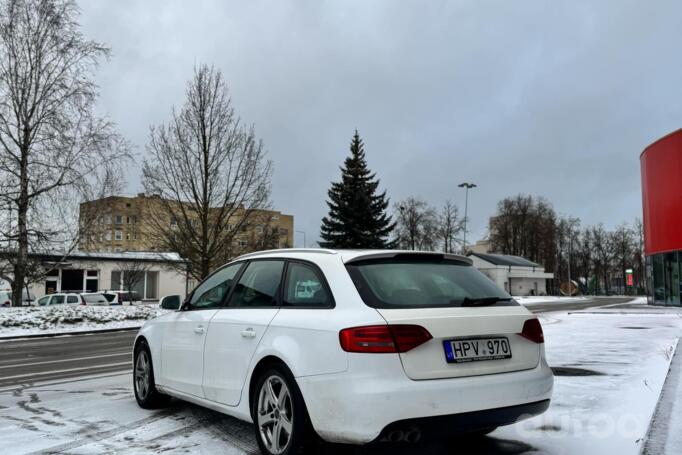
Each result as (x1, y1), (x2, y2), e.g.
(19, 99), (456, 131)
(458, 182), (477, 254)
(296, 230), (306, 248)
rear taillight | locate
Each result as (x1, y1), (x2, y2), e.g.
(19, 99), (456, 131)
(519, 318), (544, 343)
(339, 325), (433, 353)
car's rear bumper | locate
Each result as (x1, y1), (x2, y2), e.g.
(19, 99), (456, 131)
(296, 354), (553, 445)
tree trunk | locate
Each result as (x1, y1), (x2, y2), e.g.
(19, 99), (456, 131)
(12, 143), (30, 308)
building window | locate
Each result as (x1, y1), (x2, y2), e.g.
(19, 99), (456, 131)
(239, 240), (248, 248)
(115, 215), (123, 224)
(126, 232), (131, 240)
(104, 215), (112, 224)
(114, 247), (122, 253)
(105, 231), (112, 241)
(170, 216), (178, 226)
(114, 230), (123, 241)
(111, 270), (159, 300)
(256, 226), (264, 234)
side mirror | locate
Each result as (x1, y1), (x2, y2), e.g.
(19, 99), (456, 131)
(159, 295), (182, 311)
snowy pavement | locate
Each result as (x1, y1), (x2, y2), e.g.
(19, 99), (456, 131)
(0, 307), (680, 454)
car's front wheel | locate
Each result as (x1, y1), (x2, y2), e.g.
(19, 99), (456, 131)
(133, 340), (169, 408)
(252, 367), (313, 455)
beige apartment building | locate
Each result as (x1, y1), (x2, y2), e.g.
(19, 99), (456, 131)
(78, 194), (294, 255)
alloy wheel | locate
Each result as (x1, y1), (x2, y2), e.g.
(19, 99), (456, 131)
(135, 350), (151, 400)
(257, 375), (294, 454)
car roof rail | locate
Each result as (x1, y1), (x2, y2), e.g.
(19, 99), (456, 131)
(233, 248), (338, 261)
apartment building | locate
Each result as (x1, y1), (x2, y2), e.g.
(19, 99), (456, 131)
(78, 194), (294, 254)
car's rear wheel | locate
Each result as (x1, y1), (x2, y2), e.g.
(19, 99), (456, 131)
(252, 367), (314, 455)
(133, 340), (169, 408)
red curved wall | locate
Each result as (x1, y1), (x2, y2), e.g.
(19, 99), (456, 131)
(641, 129), (682, 256)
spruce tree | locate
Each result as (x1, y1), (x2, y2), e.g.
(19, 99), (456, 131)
(320, 131), (395, 248)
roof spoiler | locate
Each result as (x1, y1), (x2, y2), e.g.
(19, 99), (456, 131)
(344, 251), (473, 265)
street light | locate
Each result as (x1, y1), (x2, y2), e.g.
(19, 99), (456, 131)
(296, 230), (306, 248)
(458, 182), (477, 254)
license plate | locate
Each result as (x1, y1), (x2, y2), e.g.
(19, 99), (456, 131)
(443, 337), (512, 363)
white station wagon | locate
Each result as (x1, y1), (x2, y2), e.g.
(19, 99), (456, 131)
(133, 249), (553, 454)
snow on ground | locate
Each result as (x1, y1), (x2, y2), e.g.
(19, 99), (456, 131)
(0, 308), (680, 454)
(495, 310), (682, 454)
(514, 295), (588, 306)
(0, 305), (168, 338)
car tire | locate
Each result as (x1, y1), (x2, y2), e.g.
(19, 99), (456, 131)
(133, 340), (169, 409)
(252, 367), (316, 455)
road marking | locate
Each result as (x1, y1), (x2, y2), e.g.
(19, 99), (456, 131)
(0, 352), (130, 369)
(0, 361), (131, 381)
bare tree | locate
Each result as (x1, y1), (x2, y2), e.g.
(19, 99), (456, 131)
(439, 200), (463, 253)
(612, 223), (635, 295)
(0, 0), (129, 306)
(394, 197), (439, 251)
(143, 64), (272, 281)
(113, 260), (153, 305)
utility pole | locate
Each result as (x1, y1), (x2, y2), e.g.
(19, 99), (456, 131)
(296, 230), (306, 248)
(458, 182), (477, 254)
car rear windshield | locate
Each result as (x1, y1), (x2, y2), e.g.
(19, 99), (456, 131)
(346, 257), (517, 309)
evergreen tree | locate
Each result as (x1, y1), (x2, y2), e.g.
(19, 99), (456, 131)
(320, 131), (395, 248)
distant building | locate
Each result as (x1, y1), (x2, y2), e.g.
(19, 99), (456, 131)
(469, 239), (492, 254)
(78, 194), (294, 254)
(16, 251), (189, 302)
(641, 129), (682, 306)
(468, 252), (554, 296)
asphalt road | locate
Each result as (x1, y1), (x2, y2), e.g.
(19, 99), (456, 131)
(0, 330), (136, 388)
(0, 297), (635, 389)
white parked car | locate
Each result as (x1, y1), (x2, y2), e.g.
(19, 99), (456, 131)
(0, 289), (36, 307)
(133, 249), (553, 454)
(80, 293), (111, 306)
(36, 292), (83, 306)
(98, 290), (142, 306)
(0, 290), (11, 307)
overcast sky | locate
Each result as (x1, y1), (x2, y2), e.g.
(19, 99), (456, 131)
(79, 0), (682, 247)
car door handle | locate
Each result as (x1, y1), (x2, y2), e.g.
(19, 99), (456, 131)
(241, 328), (257, 338)
(194, 325), (206, 335)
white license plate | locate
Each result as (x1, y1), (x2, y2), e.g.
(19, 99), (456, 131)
(443, 337), (512, 363)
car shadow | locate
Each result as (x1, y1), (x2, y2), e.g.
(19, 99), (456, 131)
(320, 436), (538, 455)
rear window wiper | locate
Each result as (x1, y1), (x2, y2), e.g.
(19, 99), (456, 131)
(460, 297), (513, 307)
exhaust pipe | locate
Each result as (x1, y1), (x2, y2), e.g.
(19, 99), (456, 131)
(404, 428), (422, 444)
(386, 430), (404, 443)
(383, 428), (422, 444)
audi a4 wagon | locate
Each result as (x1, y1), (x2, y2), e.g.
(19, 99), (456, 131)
(133, 249), (553, 454)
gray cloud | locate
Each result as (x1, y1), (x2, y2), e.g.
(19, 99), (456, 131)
(79, 0), (682, 246)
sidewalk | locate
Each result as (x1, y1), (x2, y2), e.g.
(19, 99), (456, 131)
(644, 337), (682, 454)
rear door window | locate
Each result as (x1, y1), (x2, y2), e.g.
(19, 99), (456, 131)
(51, 295), (65, 305)
(283, 262), (333, 308)
(346, 257), (517, 309)
(228, 260), (284, 308)
(67, 295), (79, 304)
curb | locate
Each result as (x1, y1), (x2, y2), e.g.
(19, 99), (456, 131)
(0, 326), (140, 341)
(641, 337), (680, 454)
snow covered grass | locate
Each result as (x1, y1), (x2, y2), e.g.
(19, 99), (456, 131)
(496, 310), (682, 454)
(0, 305), (168, 337)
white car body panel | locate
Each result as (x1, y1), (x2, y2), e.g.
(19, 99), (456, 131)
(160, 309), (217, 397)
(135, 249), (553, 445)
(203, 308), (279, 405)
